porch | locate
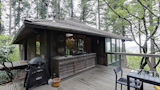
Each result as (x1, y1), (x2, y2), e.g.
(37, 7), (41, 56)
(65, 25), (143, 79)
(0, 65), (154, 90)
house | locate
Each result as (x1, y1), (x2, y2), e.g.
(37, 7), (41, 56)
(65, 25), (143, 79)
(12, 17), (132, 78)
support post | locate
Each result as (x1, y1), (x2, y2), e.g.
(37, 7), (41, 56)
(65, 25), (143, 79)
(119, 55), (121, 66)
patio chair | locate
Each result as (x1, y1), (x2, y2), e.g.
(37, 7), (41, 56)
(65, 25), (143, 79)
(114, 66), (142, 90)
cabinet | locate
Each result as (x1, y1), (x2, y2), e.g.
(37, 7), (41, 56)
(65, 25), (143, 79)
(51, 53), (96, 79)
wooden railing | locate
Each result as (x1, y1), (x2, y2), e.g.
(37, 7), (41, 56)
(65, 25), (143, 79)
(105, 52), (160, 67)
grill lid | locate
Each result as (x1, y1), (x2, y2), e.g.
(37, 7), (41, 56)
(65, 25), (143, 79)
(28, 57), (46, 64)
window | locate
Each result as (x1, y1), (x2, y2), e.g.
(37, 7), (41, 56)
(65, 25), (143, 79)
(36, 35), (40, 56)
(120, 40), (122, 52)
(20, 44), (23, 60)
(105, 38), (111, 64)
(105, 38), (111, 52)
(117, 39), (120, 61)
(112, 39), (116, 62)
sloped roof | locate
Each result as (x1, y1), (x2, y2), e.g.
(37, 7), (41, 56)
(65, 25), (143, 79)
(12, 17), (132, 44)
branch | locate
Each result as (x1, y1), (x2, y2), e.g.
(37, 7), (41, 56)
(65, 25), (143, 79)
(153, 59), (160, 68)
(144, 17), (160, 45)
(137, 0), (158, 17)
(104, 1), (142, 48)
(152, 39), (160, 51)
(123, 7), (142, 19)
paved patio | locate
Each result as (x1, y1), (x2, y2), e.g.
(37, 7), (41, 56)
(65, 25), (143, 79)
(0, 65), (156, 90)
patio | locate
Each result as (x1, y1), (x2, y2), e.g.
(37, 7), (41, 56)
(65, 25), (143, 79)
(0, 65), (155, 90)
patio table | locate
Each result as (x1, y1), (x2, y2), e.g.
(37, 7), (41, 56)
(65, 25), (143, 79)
(127, 69), (160, 90)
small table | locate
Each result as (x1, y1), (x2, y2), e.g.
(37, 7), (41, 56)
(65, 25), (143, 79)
(127, 69), (160, 90)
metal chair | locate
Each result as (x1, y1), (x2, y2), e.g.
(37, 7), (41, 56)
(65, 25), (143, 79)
(114, 66), (142, 90)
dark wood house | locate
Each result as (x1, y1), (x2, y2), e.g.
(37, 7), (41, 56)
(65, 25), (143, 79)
(12, 17), (132, 79)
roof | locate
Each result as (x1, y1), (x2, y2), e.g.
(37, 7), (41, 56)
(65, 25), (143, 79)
(12, 17), (132, 44)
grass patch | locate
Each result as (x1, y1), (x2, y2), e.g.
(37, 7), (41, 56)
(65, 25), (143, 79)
(127, 56), (160, 72)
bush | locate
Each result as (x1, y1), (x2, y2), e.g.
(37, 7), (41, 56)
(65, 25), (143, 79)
(9, 45), (19, 61)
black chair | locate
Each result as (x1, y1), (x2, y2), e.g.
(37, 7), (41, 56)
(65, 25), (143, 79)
(114, 66), (142, 90)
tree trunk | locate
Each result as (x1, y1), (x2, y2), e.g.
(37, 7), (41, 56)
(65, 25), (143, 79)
(55, 0), (58, 19)
(71, 0), (73, 17)
(0, 0), (1, 34)
(148, 3), (156, 71)
(98, 0), (100, 29)
(37, 0), (39, 19)
(138, 20), (142, 53)
(58, 0), (60, 19)
(9, 0), (12, 35)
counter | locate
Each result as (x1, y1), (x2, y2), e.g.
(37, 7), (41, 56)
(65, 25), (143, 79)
(51, 53), (96, 79)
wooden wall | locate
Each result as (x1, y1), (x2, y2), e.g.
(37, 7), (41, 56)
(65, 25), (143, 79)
(40, 30), (48, 60)
(27, 34), (36, 60)
(92, 37), (107, 65)
(50, 31), (66, 56)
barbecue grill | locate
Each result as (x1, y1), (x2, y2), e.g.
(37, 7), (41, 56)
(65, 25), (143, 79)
(24, 57), (50, 90)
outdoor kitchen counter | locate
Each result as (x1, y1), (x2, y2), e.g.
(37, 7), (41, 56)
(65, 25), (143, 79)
(51, 53), (96, 79)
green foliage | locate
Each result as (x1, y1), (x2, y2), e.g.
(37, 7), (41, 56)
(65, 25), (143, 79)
(127, 55), (150, 70)
(36, 41), (40, 55)
(127, 55), (160, 72)
(0, 34), (19, 63)
(9, 45), (19, 62)
(0, 70), (17, 84)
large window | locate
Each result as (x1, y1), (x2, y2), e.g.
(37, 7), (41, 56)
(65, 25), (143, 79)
(105, 38), (111, 52)
(116, 39), (120, 61)
(105, 38), (123, 64)
(120, 40), (122, 52)
(105, 38), (111, 64)
(112, 39), (116, 62)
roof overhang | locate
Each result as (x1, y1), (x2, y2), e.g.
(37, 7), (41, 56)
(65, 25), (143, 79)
(12, 19), (133, 44)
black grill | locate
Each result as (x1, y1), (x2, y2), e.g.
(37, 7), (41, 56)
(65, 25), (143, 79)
(24, 57), (50, 90)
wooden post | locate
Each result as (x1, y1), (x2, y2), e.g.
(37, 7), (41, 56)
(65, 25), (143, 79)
(119, 55), (121, 66)
(106, 54), (108, 66)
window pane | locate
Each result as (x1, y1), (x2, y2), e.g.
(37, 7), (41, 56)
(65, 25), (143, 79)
(120, 40), (122, 52)
(108, 54), (111, 64)
(112, 39), (116, 62)
(117, 40), (119, 61)
(112, 55), (116, 62)
(112, 39), (115, 52)
(105, 38), (110, 52)
(117, 39), (120, 52)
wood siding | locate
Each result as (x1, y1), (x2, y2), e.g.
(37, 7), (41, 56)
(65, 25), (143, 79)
(51, 53), (96, 79)
(27, 34), (36, 60)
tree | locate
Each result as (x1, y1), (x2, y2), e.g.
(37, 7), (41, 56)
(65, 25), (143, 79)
(0, 35), (15, 82)
(103, 0), (160, 71)
(78, 0), (97, 26)
(12, 0), (30, 35)
(9, 0), (11, 35)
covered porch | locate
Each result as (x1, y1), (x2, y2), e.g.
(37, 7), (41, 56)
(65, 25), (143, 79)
(0, 65), (154, 90)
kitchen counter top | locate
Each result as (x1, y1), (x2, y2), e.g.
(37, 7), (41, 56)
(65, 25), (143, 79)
(52, 53), (96, 60)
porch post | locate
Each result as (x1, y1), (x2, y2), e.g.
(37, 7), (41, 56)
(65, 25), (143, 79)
(119, 55), (121, 66)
